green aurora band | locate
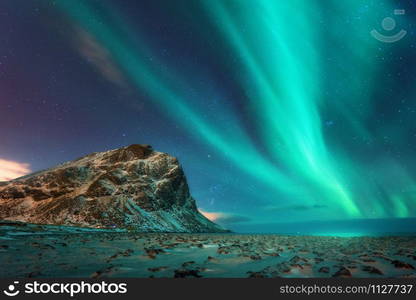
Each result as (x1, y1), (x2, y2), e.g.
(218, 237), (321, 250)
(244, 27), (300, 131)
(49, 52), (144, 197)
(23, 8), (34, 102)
(54, 0), (415, 221)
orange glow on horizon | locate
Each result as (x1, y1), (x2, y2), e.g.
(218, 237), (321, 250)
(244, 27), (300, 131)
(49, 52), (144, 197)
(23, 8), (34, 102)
(199, 209), (224, 222)
(0, 158), (31, 181)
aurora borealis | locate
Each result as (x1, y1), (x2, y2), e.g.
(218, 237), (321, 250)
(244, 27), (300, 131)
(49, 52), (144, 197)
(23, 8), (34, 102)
(1, 0), (416, 232)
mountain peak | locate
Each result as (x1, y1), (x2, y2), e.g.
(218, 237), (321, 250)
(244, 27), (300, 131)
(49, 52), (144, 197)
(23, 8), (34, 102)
(107, 144), (154, 162)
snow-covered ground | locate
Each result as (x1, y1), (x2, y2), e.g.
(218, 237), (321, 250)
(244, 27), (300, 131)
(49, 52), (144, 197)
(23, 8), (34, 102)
(1, 223), (415, 278)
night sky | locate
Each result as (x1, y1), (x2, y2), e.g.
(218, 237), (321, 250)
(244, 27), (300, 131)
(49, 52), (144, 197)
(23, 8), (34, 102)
(1, 0), (416, 233)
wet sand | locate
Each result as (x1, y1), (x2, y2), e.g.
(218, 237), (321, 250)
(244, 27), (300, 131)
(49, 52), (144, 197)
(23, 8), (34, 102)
(1, 224), (415, 278)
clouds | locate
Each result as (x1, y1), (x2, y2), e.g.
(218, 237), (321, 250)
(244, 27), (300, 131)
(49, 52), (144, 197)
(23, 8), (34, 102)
(199, 209), (250, 225)
(199, 210), (221, 222)
(264, 204), (328, 212)
(216, 214), (251, 225)
(73, 27), (127, 88)
(0, 159), (31, 181)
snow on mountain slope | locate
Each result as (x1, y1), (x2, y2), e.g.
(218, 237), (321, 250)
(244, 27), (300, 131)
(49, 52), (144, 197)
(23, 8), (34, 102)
(0, 144), (226, 233)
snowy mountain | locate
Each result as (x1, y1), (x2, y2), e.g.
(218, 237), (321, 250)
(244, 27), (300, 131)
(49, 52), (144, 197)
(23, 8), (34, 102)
(0, 144), (225, 233)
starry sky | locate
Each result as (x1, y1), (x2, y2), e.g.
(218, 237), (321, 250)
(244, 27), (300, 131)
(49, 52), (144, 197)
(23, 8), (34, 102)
(1, 0), (416, 233)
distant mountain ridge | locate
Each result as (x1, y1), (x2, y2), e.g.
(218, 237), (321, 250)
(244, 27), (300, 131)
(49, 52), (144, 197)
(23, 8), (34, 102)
(0, 144), (226, 233)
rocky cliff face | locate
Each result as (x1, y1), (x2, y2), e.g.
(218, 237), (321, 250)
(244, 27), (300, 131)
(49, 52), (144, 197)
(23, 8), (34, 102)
(0, 144), (225, 233)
